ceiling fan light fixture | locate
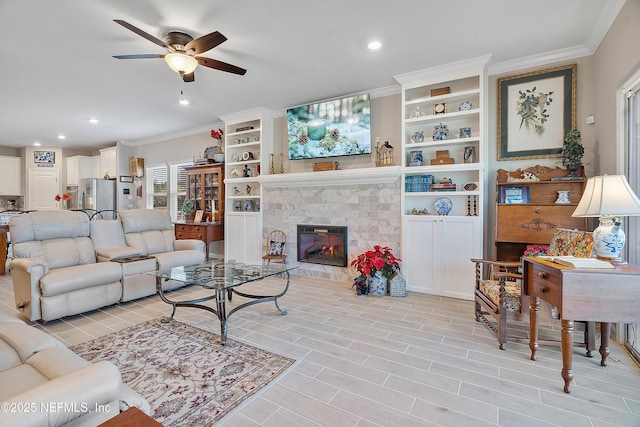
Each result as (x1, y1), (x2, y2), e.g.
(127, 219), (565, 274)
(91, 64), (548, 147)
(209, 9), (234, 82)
(164, 53), (198, 75)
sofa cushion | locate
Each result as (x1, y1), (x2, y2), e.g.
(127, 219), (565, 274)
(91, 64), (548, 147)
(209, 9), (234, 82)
(42, 237), (97, 269)
(0, 363), (49, 402)
(40, 262), (122, 297)
(120, 209), (177, 256)
(154, 250), (206, 270)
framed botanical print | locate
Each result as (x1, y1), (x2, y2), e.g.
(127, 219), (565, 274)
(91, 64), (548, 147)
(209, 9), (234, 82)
(497, 64), (576, 160)
(34, 150), (55, 164)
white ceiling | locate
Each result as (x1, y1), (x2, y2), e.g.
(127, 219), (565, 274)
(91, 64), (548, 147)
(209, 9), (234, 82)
(0, 0), (625, 150)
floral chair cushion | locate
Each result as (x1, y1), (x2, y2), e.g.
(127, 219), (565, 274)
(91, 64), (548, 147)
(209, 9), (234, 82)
(548, 229), (594, 257)
(479, 279), (521, 312)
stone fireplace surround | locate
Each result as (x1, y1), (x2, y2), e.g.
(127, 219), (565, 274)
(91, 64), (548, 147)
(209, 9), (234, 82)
(261, 168), (401, 283)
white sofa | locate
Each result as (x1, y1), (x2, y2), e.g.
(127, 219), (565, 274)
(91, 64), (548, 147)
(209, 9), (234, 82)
(9, 210), (206, 321)
(0, 309), (150, 426)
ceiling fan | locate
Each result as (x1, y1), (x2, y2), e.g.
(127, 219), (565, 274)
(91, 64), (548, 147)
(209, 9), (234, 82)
(112, 19), (247, 82)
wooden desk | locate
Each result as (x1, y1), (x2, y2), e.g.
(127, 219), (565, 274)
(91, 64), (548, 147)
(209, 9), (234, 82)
(174, 222), (223, 260)
(524, 257), (640, 393)
(0, 225), (8, 275)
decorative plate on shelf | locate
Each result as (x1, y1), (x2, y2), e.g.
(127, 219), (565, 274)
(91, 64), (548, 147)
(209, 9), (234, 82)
(458, 100), (473, 111)
(435, 197), (453, 215)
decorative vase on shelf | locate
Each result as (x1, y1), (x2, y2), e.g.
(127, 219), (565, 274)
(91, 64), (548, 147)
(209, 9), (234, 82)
(566, 163), (581, 179)
(555, 190), (570, 204)
(61, 200), (67, 210)
(369, 272), (388, 296)
(433, 123), (449, 141)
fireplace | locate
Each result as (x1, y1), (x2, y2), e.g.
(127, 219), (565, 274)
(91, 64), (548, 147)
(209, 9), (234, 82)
(297, 225), (348, 267)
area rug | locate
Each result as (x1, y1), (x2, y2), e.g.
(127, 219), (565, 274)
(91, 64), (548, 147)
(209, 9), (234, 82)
(70, 318), (295, 426)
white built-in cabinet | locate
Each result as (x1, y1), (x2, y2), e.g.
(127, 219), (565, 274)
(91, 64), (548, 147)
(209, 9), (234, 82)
(394, 56), (490, 300)
(402, 215), (482, 300)
(66, 155), (96, 185)
(224, 213), (262, 264)
(0, 156), (22, 195)
(220, 108), (274, 265)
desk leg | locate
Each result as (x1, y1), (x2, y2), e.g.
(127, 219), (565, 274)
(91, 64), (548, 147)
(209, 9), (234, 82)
(561, 319), (574, 393)
(529, 295), (539, 361)
(599, 322), (611, 367)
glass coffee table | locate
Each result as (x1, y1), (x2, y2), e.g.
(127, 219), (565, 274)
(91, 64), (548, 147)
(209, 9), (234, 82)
(147, 261), (296, 345)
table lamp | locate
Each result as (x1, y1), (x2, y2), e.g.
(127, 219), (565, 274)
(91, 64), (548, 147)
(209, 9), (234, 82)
(572, 174), (640, 264)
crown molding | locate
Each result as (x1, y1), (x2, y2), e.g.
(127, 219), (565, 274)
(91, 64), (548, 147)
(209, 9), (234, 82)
(120, 121), (225, 147)
(584, 0), (626, 52)
(488, 45), (592, 76)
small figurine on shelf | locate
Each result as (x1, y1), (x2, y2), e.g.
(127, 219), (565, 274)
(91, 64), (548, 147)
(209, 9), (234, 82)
(270, 153), (275, 174)
(243, 165), (251, 177)
(233, 186), (240, 196)
(246, 185), (252, 195)
(279, 153), (285, 174)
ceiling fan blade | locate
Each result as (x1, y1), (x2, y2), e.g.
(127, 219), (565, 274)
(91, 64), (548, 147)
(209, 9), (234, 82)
(113, 54), (165, 59)
(196, 57), (247, 76)
(185, 31), (227, 55)
(182, 72), (195, 83)
(114, 19), (173, 52)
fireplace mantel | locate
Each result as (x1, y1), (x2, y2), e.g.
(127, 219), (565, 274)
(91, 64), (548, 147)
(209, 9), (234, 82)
(259, 166), (401, 188)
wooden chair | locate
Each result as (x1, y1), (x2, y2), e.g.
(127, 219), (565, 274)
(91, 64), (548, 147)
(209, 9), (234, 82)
(262, 230), (287, 267)
(472, 228), (594, 350)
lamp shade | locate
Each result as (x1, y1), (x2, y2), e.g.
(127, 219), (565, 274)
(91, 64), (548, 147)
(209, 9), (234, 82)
(164, 53), (198, 74)
(572, 175), (640, 217)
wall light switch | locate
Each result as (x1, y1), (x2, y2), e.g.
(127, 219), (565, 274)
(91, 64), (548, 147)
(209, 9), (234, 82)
(585, 115), (595, 125)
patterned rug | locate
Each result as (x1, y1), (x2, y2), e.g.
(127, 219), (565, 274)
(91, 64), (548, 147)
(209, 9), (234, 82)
(70, 318), (295, 426)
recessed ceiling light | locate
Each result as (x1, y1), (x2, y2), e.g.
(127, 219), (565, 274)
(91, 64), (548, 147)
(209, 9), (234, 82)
(33, 142), (41, 146)
(88, 118), (99, 124)
(368, 40), (382, 50)
(58, 135), (66, 140)
(179, 90), (189, 105)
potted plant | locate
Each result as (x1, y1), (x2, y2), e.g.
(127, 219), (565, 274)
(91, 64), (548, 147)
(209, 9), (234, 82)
(351, 245), (401, 296)
(182, 199), (194, 221)
(561, 129), (584, 178)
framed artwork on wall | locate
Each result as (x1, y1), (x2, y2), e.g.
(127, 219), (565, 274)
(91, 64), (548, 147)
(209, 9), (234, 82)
(34, 150), (55, 164)
(497, 64), (576, 161)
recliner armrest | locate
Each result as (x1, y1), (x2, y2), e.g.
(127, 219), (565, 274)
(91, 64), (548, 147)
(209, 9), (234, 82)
(0, 361), (121, 426)
(9, 257), (49, 275)
(174, 239), (205, 252)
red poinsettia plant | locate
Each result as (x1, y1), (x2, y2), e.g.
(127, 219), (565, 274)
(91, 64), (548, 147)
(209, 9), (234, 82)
(351, 245), (401, 280)
(54, 193), (72, 202)
(210, 128), (224, 141)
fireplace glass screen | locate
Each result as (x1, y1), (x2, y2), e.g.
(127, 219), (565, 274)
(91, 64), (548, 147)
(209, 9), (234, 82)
(297, 225), (347, 267)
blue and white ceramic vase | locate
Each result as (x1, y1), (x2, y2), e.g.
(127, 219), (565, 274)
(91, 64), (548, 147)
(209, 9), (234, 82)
(593, 216), (625, 259)
(369, 272), (388, 296)
(433, 123), (449, 141)
(409, 150), (423, 167)
(411, 131), (424, 144)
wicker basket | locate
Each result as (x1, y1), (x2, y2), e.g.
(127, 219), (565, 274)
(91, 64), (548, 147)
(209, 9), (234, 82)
(389, 273), (406, 297)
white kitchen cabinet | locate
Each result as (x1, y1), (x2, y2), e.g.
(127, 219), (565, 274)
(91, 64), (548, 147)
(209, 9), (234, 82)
(225, 212), (262, 264)
(99, 147), (117, 179)
(0, 156), (22, 195)
(66, 155), (95, 185)
(402, 215), (481, 301)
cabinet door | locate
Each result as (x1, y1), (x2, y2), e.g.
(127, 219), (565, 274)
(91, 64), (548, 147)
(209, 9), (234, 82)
(402, 216), (438, 294)
(225, 212), (262, 264)
(0, 156), (22, 195)
(242, 213), (262, 264)
(225, 213), (244, 262)
(100, 147), (117, 178)
(439, 217), (481, 301)
(28, 169), (59, 210)
(66, 157), (79, 185)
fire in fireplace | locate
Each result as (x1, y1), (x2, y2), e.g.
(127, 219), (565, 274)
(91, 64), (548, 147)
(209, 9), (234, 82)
(297, 225), (348, 267)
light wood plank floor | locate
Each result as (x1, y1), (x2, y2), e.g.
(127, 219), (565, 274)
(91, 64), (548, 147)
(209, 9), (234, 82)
(1, 272), (639, 426)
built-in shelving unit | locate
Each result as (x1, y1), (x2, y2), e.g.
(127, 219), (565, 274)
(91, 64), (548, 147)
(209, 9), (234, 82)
(394, 56), (490, 300)
(220, 108), (274, 264)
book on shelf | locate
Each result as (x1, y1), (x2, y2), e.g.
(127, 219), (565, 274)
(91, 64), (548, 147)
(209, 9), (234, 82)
(536, 256), (614, 269)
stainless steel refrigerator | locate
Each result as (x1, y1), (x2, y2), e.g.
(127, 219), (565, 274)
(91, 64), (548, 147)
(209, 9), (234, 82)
(78, 178), (116, 212)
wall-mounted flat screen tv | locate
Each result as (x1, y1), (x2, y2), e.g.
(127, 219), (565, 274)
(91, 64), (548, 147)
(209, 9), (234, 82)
(287, 93), (371, 160)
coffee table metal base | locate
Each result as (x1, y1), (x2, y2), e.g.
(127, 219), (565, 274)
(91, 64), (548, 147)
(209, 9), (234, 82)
(155, 271), (290, 345)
